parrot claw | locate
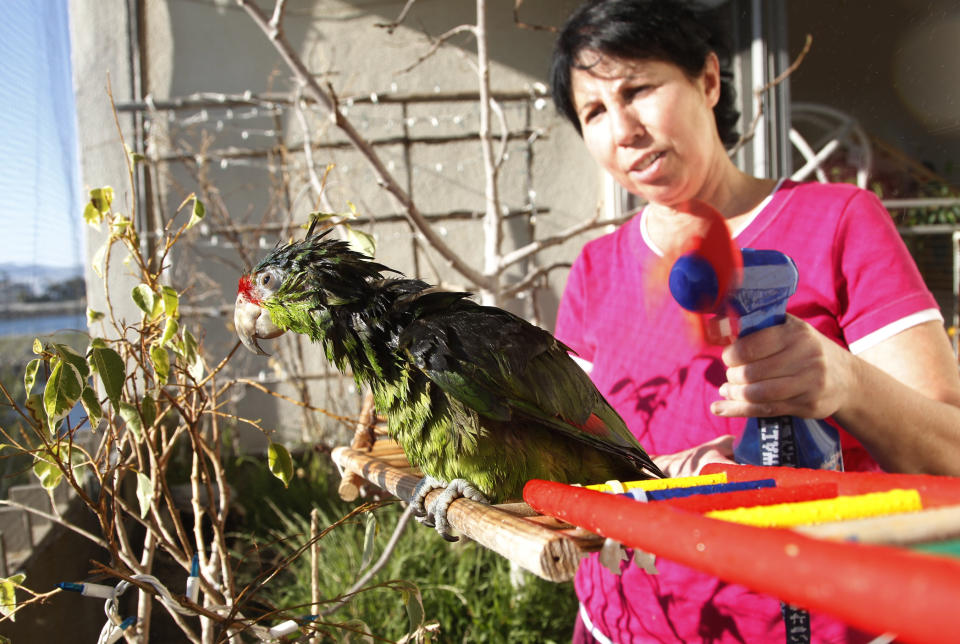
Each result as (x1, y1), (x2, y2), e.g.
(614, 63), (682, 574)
(411, 476), (489, 541)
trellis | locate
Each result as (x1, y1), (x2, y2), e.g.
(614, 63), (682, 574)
(115, 85), (558, 442)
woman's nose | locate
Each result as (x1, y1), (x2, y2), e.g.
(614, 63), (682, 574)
(610, 105), (644, 146)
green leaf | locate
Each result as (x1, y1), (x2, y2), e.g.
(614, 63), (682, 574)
(84, 186), (114, 226)
(161, 286), (179, 319)
(43, 358), (84, 431)
(91, 241), (108, 279)
(149, 343), (170, 385)
(33, 451), (63, 490)
(110, 214), (131, 237)
(126, 144), (145, 165)
(32, 338), (44, 355)
(55, 344), (90, 380)
(161, 317), (179, 347)
(89, 186), (114, 214)
(185, 195), (206, 230)
(87, 308), (105, 324)
(25, 394), (47, 428)
(80, 387), (102, 430)
(132, 284), (158, 318)
(23, 359), (41, 396)
(183, 327), (199, 358)
(267, 442), (293, 488)
(360, 512), (379, 571)
(306, 211), (339, 226)
(118, 401), (143, 441)
(0, 573), (26, 622)
(140, 393), (157, 430)
(83, 202), (103, 226)
(181, 328), (203, 381)
(88, 345), (125, 406)
(345, 226), (376, 258)
(136, 471), (153, 519)
(402, 584), (425, 633)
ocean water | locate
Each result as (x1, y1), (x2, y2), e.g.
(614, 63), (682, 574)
(0, 314), (87, 337)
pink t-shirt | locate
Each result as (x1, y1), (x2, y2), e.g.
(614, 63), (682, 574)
(556, 180), (940, 643)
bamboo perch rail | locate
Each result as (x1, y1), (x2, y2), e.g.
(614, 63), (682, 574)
(333, 440), (960, 640)
(331, 440), (604, 581)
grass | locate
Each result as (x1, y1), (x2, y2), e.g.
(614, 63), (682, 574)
(228, 449), (578, 642)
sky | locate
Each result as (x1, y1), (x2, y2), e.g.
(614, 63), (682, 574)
(0, 0), (83, 271)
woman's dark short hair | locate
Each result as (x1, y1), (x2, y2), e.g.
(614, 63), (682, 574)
(551, 0), (740, 148)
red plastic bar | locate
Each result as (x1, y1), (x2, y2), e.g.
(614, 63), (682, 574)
(524, 478), (960, 644)
(701, 463), (960, 508)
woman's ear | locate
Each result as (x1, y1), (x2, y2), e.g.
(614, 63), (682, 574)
(701, 52), (722, 108)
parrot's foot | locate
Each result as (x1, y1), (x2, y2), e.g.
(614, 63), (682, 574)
(410, 476), (489, 542)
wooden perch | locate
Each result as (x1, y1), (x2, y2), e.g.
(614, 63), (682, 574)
(336, 391), (385, 502)
(331, 440), (604, 581)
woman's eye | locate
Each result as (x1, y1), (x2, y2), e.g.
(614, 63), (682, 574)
(582, 105), (603, 123)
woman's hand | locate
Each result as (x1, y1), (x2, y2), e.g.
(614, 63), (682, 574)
(710, 314), (856, 420)
(652, 434), (736, 478)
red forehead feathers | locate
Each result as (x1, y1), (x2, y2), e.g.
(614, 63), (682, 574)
(238, 275), (260, 305)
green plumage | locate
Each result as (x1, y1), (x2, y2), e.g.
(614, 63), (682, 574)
(248, 234), (663, 502)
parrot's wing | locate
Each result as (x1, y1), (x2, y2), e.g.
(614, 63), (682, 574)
(397, 299), (662, 476)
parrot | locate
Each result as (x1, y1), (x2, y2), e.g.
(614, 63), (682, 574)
(234, 228), (664, 539)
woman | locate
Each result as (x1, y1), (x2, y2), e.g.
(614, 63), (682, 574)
(550, 0), (960, 642)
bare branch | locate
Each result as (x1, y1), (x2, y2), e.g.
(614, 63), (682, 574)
(730, 34), (813, 156)
(397, 24), (476, 75)
(269, 0), (289, 32)
(476, 0), (504, 303)
(501, 261), (572, 300)
(321, 503), (416, 617)
(513, 0), (558, 33)
(499, 212), (632, 271)
(0, 498), (108, 549)
(234, 378), (359, 424)
(292, 83), (334, 210)
(375, 0), (419, 34)
(235, 0), (491, 289)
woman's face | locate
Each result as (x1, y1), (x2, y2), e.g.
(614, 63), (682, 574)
(570, 52), (723, 207)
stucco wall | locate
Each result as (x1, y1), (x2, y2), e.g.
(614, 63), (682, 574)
(70, 0), (603, 446)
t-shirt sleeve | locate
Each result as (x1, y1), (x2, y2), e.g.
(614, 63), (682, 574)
(555, 250), (595, 362)
(834, 189), (941, 351)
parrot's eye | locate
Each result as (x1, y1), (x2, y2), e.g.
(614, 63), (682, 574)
(257, 268), (284, 296)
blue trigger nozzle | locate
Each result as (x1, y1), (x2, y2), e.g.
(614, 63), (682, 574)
(669, 253), (720, 312)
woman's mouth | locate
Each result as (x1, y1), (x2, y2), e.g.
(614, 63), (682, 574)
(631, 151), (665, 173)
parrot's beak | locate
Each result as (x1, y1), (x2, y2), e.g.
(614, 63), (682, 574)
(234, 294), (284, 355)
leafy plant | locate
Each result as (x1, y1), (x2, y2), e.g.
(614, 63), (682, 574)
(0, 181), (432, 642)
(873, 180), (960, 227)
